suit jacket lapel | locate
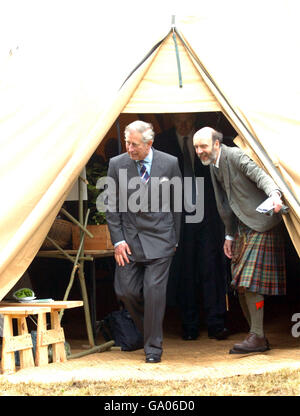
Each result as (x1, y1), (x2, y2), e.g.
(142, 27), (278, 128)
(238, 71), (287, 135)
(149, 148), (161, 179)
(125, 157), (138, 178)
(219, 145), (231, 201)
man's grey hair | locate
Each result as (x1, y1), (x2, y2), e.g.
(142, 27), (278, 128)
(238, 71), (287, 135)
(211, 128), (223, 144)
(124, 120), (155, 144)
(194, 127), (223, 144)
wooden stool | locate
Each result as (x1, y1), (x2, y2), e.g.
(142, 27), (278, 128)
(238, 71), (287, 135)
(0, 306), (50, 374)
(35, 307), (66, 366)
(1, 301), (83, 368)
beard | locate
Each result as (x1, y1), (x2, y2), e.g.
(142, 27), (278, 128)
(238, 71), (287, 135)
(198, 147), (218, 166)
(200, 155), (213, 166)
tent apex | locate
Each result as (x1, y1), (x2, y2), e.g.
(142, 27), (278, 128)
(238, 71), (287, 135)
(171, 15), (176, 28)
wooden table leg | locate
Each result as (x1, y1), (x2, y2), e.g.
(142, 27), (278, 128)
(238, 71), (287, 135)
(17, 317), (34, 369)
(50, 310), (66, 363)
(1, 315), (16, 374)
(35, 310), (66, 366)
(1, 314), (34, 374)
(35, 312), (49, 366)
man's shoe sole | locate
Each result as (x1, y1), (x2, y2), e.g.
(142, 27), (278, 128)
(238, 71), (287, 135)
(145, 357), (161, 363)
(229, 346), (270, 354)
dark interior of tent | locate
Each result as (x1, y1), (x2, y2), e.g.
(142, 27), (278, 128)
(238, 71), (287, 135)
(22, 111), (300, 343)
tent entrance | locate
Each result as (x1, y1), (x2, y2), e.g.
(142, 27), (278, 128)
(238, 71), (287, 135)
(28, 111), (299, 345)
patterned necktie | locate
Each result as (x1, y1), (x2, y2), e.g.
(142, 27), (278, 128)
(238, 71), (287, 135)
(139, 160), (150, 184)
(183, 137), (196, 205)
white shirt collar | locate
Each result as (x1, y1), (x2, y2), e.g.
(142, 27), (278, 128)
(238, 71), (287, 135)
(213, 146), (222, 168)
(143, 146), (153, 164)
(137, 147), (153, 164)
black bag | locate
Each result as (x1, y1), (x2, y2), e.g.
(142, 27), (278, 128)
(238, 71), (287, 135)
(99, 309), (143, 351)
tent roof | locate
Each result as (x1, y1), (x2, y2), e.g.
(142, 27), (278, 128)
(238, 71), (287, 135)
(123, 32), (221, 113)
(0, 1), (299, 300)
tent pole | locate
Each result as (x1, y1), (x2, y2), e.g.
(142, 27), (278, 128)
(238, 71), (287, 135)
(171, 17), (183, 88)
(59, 208), (89, 321)
(77, 178), (95, 347)
(68, 340), (115, 360)
(60, 207), (93, 238)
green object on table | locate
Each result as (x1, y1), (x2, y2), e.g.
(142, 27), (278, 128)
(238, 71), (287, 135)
(13, 288), (34, 298)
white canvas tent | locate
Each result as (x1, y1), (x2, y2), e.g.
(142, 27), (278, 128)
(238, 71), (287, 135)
(0, 1), (299, 301)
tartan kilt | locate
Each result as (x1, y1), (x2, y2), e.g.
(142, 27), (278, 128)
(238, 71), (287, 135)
(231, 222), (286, 295)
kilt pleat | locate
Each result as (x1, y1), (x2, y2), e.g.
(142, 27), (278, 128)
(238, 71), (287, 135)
(231, 223), (286, 295)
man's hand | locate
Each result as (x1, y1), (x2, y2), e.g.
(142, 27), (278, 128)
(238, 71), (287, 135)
(224, 239), (233, 259)
(114, 242), (132, 267)
(271, 191), (283, 213)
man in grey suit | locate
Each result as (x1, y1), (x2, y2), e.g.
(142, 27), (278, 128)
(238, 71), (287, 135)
(193, 127), (286, 354)
(105, 120), (182, 363)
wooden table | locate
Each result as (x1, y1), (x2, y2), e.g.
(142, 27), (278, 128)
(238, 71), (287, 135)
(37, 249), (114, 260)
(0, 301), (83, 373)
(36, 250), (115, 339)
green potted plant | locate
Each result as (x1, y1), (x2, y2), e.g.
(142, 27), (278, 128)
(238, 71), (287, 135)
(86, 161), (108, 226)
(72, 159), (113, 250)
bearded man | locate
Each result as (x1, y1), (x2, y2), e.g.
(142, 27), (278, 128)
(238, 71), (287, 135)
(193, 127), (286, 354)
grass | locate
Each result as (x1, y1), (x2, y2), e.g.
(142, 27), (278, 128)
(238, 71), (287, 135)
(0, 368), (299, 396)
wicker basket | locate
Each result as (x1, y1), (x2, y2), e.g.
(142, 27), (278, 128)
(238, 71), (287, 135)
(72, 224), (113, 250)
(41, 218), (73, 250)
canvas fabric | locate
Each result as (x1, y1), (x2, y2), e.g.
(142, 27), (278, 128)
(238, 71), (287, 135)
(0, 5), (299, 300)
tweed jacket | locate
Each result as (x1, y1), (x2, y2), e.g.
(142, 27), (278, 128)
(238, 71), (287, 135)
(210, 144), (282, 236)
(106, 148), (182, 260)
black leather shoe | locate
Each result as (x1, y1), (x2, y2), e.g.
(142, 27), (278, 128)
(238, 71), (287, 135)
(182, 333), (198, 340)
(145, 355), (161, 363)
(182, 329), (198, 340)
(208, 328), (229, 340)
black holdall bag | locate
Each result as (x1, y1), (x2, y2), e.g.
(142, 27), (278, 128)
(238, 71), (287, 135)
(99, 309), (144, 351)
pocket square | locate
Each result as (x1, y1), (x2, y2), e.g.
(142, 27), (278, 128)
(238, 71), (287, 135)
(159, 177), (169, 183)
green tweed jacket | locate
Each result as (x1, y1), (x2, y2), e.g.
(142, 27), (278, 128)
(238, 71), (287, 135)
(210, 144), (282, 236)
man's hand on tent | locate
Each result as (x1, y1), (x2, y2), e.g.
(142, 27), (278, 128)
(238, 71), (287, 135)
(270, 191), (283, 214)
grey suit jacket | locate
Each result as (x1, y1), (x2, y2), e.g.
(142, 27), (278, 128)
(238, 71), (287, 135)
(210, 144), (282, 235)
(106, 148), (182, 260)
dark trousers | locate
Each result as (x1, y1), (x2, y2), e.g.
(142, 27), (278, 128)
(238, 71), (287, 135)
(178, 219), (227, 335)
(114, 256), (172, 356)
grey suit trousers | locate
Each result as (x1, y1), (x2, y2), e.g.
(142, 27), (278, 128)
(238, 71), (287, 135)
(114, 255), (173, 356)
